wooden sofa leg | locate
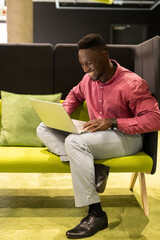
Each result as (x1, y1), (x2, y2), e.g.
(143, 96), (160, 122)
(138, 173), (149, 216)
(129, 172), (138, 191)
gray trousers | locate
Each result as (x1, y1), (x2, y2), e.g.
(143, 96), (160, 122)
(37, 122), (143, 207)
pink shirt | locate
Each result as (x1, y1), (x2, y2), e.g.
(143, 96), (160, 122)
(63, 60), (160, 135)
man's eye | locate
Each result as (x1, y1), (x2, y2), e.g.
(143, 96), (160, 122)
(80, 62), (93, 68)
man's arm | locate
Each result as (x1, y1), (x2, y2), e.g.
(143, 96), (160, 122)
(117, 103), (160, 134)
(83, 81), (160, 134)
(62, 81), (85, 115)
(117, 81), (160, 134)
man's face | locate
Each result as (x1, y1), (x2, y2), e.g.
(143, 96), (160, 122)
(78, 48), (106, 81)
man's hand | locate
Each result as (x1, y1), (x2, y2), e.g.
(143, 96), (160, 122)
(82, 119), (112, 132)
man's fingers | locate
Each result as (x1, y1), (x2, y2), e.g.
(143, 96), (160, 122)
(83, 120), (95, 129)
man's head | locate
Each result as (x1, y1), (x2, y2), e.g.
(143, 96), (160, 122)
(77, 33), (108, 53)
(77, 33), (111, 82)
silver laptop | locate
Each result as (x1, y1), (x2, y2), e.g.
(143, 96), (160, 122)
(29, 99), (86, 134)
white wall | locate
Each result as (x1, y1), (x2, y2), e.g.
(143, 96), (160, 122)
(0, 22), (7, 43)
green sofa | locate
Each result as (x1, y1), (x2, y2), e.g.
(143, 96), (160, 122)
(0, 99), (153, 174)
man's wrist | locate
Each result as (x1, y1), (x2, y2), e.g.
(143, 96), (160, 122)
(111, 118), (118, 130)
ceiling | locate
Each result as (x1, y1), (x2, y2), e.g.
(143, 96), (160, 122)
(55, 0), (160, 10)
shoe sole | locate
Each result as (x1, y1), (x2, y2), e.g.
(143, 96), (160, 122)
(66, 222), (108, 239)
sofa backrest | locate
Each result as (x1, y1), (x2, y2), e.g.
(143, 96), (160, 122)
(135, 35), (160, 104)
(134, 36), (160, 174)
(54, 43), (136, 99)
(0, 43), (54, 97)
(54, 44), (84, 99)
(1, 37), (159, 102)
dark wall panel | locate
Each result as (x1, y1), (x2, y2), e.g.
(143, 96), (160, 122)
(33, 2), (159, 46)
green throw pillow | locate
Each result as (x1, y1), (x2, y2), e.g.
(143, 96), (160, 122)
(0, 91), (62, 146)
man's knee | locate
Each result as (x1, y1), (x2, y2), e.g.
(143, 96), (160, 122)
(65, 134), (76, 147)
(65, 134), (89, 157)
(65, 134), (81, 152)
(36, 122), (46, 138)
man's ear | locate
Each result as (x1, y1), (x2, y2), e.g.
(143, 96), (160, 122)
(101, 51), (108, 60)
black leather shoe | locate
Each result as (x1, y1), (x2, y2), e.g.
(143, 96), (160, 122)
(66, 212), (108, 239)
(95, 164), (110, 193)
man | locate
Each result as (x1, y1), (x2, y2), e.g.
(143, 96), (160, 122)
(37, 33), (160, 239)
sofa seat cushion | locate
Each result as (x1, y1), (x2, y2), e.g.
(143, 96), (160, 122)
(95, 151), (153, 173)
(0, 146), (70, 173)
(0, 147), (153, 173)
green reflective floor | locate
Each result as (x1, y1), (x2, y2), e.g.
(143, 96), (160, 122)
(0, 134), (159, 240)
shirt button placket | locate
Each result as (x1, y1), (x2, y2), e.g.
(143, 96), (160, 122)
(99, 86), (103, 116)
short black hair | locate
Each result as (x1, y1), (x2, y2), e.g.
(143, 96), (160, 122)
(77, 33), (108, 52)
